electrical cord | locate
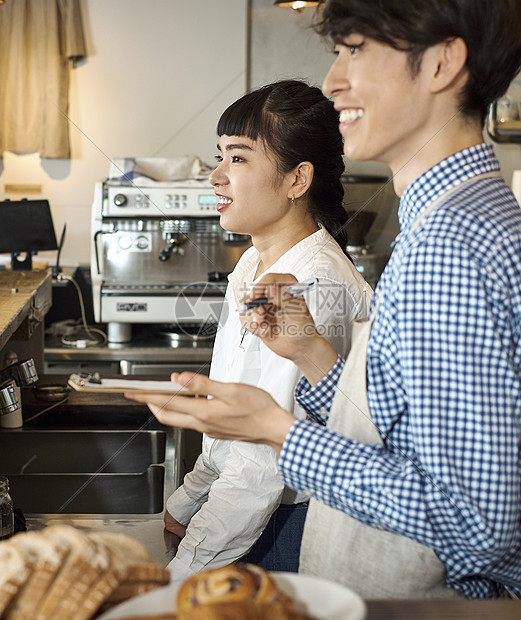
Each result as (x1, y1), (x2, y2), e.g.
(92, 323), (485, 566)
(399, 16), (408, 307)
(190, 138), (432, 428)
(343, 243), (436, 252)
(55, 273), (107, 347)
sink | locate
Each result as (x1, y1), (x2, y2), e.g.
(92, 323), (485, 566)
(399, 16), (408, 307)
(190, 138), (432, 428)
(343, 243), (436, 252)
(0, 430), (166, 473)
(22, 404), (160, 430)
(6, 467), (165, 514)
(0, 430), (168, 514)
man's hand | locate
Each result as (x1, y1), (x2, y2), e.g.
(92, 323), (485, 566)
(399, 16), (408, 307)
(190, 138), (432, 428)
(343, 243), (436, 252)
(241, 273), (338, 385)
(125, 372), (297, 452)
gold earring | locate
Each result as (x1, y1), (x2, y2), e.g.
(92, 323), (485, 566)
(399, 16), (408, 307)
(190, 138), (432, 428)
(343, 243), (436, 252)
(291, 195), (295, 205)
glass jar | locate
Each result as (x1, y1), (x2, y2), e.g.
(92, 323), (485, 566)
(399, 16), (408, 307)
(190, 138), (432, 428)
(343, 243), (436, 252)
(0, 475), (14, 540)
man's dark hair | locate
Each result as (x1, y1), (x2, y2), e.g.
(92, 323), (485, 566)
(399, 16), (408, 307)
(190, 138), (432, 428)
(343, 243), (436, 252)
(315, 0), (521, 124)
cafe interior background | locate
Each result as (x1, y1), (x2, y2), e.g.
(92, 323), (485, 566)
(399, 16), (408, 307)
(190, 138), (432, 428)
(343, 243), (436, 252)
(0, 4), (521, 611)
(0, 0), (520, 265)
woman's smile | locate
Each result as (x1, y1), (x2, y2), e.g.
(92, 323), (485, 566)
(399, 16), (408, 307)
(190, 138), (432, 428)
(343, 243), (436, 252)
(216, 193), (232, 212)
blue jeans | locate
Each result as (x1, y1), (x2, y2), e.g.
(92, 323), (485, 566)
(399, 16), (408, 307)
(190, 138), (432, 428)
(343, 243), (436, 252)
(241, 502), (308, 573)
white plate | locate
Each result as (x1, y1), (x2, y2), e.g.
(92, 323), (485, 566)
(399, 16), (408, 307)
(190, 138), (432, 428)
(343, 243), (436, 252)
(98, 572), (366, 620)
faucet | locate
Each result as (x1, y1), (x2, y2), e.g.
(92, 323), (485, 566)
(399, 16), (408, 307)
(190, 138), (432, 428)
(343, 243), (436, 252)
(0, 359), (39, 429)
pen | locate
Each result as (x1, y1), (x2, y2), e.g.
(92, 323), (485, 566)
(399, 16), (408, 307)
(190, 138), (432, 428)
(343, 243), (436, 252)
(237, 278), (319, 312)
(238, 296), (270, 312)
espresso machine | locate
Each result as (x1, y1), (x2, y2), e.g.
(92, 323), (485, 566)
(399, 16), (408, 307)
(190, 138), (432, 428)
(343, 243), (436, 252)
(91, 180), (250, 344)
(341, 174), (400, 289)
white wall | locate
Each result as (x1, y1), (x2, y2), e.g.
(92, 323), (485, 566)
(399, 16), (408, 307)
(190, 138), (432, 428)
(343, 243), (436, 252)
(1, 0), (520, 266)
(0, 0), (248, 265)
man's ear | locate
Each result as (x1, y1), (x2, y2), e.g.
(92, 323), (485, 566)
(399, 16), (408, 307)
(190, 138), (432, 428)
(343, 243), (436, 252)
(288, 161), (314, 200)
(430, 37), (468, 93)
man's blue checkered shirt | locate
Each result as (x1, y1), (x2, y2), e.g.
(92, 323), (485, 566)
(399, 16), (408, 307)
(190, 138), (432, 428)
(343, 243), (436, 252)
(280, 144), (521, 598)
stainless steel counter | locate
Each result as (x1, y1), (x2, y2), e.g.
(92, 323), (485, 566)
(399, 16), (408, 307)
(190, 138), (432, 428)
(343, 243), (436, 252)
(44, 340), (213, 362)
(44, 335), (213, 375)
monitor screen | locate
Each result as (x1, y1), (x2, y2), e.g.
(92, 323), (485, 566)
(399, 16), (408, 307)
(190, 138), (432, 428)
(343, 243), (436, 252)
(0, 200), (58, 253)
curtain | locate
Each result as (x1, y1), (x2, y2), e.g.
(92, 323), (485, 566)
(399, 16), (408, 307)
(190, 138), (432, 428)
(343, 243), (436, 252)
(0, 0), (86, 159)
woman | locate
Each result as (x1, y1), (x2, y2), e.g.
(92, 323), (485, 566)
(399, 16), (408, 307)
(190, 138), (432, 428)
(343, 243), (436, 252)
(163, 79), (372, 582)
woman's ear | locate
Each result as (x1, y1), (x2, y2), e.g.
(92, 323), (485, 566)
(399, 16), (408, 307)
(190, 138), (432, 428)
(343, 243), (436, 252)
(430, 36), (468, 93)
(288, 161), (314, 200)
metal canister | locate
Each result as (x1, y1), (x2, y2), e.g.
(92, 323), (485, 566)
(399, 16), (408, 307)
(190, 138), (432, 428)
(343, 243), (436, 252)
(0, 380), (19, 415)
(0, 475), (14, 540)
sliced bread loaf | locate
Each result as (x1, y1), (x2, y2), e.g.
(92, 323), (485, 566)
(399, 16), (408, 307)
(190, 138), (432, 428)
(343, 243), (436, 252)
(4, 529), (69, 620)
(0, 541), (32, 616)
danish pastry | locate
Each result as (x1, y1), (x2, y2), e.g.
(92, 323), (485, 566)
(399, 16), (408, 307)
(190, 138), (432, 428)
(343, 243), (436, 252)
(176, 563), (292, 611)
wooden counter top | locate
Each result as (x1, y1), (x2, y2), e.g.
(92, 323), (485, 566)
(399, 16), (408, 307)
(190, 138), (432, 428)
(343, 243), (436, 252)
(0, 269), (52, 351)
(366, 598), (519, 619)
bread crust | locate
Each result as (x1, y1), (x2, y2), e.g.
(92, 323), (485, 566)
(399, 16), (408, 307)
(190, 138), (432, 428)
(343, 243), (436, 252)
(0, 525), (171, 620)
(4, 530), (69, 620)
(37, 524), (109, 620)
(0, 541), (32, 616)
(73, 531), (126, 620)
(105, 581), (167, 605)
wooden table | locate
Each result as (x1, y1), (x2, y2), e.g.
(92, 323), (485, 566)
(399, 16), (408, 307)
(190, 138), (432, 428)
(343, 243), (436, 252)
(366, 599), (519, 619)
(0, 269), (52, 350)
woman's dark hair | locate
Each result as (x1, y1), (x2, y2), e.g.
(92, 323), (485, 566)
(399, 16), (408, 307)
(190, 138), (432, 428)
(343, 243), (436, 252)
(315, 0), (521, 125)
(216, 79), (350, 255)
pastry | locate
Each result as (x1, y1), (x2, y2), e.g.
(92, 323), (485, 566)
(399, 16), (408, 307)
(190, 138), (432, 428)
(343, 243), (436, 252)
(177, 563), (292, 611)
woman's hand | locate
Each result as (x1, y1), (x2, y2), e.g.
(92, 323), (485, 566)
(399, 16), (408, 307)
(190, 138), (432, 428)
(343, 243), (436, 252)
(164, 511), (187, 539)
(125, 372), (297, 452)
(240, 273), (338, 385)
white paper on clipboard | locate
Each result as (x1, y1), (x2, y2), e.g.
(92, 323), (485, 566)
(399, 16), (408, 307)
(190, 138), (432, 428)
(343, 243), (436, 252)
(68, 373), (194, 395)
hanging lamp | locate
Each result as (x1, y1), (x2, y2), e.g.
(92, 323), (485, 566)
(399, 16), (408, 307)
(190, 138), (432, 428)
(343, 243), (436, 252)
(273, 1), (324, 13)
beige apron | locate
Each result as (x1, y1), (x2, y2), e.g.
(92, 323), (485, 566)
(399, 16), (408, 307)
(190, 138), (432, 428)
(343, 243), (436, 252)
(299, 172), (501, 599)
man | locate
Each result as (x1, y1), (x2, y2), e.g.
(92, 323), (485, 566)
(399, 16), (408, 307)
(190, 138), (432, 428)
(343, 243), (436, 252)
(128, 0), (521, 599)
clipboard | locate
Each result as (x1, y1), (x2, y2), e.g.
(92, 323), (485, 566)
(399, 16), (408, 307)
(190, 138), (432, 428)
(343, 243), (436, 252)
(68, 373), (194, 395)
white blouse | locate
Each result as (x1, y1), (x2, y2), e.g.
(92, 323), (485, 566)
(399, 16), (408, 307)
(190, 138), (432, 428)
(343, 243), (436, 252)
(166, 227), (373, 581)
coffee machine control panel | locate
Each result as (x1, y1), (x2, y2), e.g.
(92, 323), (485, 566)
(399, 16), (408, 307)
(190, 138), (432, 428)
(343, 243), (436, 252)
(103, 185), (218, 217)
